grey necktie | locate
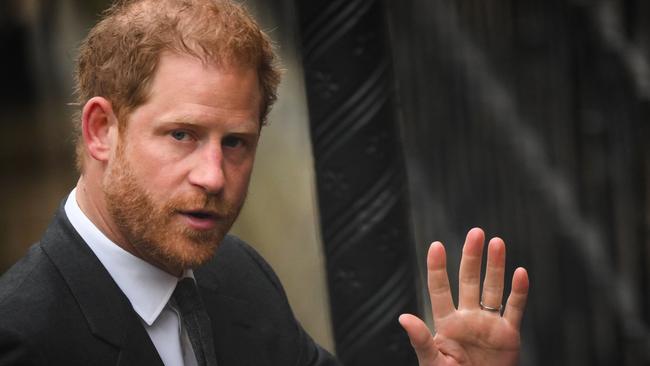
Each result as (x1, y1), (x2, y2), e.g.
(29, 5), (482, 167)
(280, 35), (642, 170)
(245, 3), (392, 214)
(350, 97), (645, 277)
(172, 278), (218, 366)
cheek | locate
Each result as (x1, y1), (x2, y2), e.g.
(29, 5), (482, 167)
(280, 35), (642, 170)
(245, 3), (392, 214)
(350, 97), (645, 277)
(150, 170), (189, 194)
(135, 146), (189, 181)
(227, 163), (254, 191)
(129, 159), (187, 197)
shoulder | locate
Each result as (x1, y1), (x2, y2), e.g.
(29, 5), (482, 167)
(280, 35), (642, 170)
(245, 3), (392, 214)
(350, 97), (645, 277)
(220, 235), (285, 290)
(0, 243), (65, 365)
(0, 238), (98, 356)
(195, 234), (289, 302)
(0, 325), (46, 365)
(194, 235), (341, 366)
(0, 241), (73, 321)
(0, 243), (59, 310)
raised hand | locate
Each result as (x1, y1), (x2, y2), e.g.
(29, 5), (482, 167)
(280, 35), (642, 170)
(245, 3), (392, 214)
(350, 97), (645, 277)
(399, 228), (529, 365)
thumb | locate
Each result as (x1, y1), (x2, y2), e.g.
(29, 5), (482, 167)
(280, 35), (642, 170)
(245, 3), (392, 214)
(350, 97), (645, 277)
(399, 314), (439, 365)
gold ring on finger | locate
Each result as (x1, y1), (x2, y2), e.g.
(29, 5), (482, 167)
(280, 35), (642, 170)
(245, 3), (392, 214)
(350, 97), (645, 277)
(480, 301), (503, 313)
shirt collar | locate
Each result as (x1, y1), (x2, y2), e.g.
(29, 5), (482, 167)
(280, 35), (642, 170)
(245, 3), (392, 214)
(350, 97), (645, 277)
(64, 188), (193, 325)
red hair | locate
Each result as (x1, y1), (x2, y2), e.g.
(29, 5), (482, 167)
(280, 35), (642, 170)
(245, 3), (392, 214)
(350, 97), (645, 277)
(74, 0), (281, 169)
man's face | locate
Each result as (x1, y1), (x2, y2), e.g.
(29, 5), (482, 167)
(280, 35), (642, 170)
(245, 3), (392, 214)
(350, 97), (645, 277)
(102, 53), (261, 274)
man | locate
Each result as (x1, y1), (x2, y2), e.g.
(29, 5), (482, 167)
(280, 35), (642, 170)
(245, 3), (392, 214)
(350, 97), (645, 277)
(0, 0), (529, 365)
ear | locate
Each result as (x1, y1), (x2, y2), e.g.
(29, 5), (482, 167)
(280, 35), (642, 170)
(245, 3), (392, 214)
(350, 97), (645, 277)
(81, 97), (119, 162)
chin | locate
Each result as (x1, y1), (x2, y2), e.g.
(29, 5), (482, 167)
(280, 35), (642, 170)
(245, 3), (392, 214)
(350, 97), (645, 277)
(174, 241), (220, 269)
(170, 236), (222, 269)
(136, 230), (225, 274)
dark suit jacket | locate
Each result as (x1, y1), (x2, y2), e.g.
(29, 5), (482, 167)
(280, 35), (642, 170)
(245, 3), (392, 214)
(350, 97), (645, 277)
(0, 204), (340, 366)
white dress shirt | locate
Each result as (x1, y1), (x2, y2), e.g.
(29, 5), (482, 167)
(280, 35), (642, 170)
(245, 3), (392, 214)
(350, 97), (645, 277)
(64, 189), (198, 366)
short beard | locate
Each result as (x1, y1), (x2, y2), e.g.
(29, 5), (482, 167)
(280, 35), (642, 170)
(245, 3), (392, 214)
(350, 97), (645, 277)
(102, 146), (242, 273)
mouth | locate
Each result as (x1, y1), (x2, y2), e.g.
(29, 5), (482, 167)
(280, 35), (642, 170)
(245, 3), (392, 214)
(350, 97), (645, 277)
(177, 209), (220, 230)
(183, 210), (217, 219)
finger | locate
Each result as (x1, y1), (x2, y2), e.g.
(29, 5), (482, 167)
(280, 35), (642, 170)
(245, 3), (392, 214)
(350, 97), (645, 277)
(427, 242), (455, 321)
(503, 267), (529, 329)
(399, 314), (439, 364)
(480, 237), (506, 312)
(458, 228), (485, 310)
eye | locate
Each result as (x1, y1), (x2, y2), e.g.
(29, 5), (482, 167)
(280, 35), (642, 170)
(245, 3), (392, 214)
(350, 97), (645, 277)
(222, 135), (244, 148)
(171, 130), (190, 141)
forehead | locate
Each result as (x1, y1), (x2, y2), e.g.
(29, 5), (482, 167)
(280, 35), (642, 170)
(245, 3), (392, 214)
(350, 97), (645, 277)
(123, 52), (263, 133)
(151, 53), (259, 111)
(151, 52), (260, 100)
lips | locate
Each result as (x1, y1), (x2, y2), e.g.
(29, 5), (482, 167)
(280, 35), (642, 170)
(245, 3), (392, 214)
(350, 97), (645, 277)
(184, 211), (216, 219)
(178, 209), (220, 230)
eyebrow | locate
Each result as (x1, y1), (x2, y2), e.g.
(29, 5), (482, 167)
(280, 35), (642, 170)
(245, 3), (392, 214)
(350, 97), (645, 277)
(155, 119), (259, 135)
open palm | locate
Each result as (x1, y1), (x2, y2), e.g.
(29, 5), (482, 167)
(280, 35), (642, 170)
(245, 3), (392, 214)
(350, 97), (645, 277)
(400, 228), (529, 365)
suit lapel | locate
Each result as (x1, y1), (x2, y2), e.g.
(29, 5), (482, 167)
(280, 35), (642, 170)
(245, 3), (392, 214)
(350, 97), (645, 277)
(198, 284), (268, 366)
(195, 247), (270, 366)
(41, 204), (163, 366)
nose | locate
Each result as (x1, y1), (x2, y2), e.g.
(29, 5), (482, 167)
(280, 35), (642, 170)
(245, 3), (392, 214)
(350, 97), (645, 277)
(188, 145), (225, 194)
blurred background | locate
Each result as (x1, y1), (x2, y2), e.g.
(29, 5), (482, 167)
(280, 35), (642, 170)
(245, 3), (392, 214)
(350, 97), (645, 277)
(1, 0), (649, 365)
